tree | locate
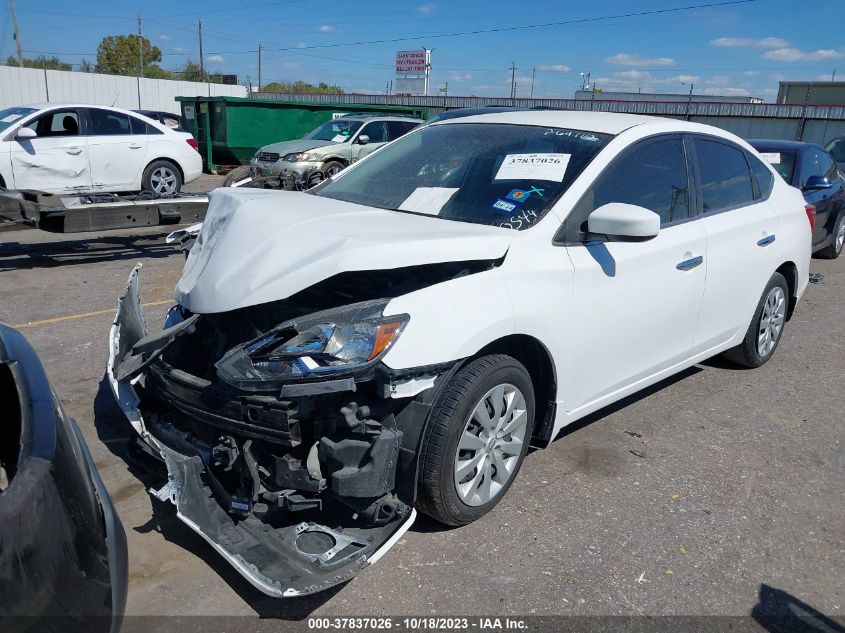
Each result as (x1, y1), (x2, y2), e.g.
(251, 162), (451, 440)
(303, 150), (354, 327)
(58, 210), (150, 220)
(4, 55), (72, 71)
(96, 35), (162, 75)
(176, 60), (223, 83)
(259, 80), (343, 94)
(80, 59), (94, 73)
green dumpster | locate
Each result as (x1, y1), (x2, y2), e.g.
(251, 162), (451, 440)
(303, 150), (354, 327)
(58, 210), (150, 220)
(176, 96), (428, 172)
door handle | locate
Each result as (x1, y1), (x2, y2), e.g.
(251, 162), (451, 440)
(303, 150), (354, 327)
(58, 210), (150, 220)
(757, 235), (776, 247)
(676, 255), (703, 271)
(129, 144), (143, 149)
(65, 147), (82, 155)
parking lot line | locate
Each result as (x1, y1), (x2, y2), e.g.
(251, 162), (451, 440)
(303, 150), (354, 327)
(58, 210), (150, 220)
(13, 299), (173, 329)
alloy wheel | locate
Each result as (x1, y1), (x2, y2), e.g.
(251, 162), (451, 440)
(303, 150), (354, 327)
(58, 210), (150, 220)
(453, 383), (528, 506)
(757, 286), (786, 357)
(150, 166), (178, 194)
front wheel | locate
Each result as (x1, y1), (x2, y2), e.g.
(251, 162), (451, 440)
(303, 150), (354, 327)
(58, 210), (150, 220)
(416, 355), (535, 526)
(722, 272), (789, 368)
(321, 160), (346, 179)
(142, 160), (182, 195)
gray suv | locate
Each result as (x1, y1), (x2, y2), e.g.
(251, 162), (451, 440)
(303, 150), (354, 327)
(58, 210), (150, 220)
(250, 114), (423, 184)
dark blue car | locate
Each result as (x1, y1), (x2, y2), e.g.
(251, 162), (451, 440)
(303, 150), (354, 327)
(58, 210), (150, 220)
(748, 140), (845, 259)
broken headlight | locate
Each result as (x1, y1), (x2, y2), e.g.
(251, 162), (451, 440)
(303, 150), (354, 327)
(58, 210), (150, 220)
(282, 152), (318, 162)
(215, 299), (408, 390)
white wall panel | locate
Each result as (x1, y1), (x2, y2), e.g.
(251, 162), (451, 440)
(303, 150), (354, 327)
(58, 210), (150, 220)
(0, 66), (244, 112)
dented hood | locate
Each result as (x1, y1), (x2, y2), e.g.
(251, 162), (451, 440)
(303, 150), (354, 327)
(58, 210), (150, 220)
(175, 188), (513, 314)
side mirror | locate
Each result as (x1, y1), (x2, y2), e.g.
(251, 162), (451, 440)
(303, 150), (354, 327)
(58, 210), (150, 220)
(587, 203), (660, 241)
(357, 134), (369, 145)
(803, 174), (832, 191)
(15, 127), (36, 140)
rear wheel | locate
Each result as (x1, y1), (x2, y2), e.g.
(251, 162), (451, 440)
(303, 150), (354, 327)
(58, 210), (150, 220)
(416, 355), (535, 526)
(816, 212), (845, 259)
(142, 160), (182, 195)
(722, 272), (789, 368)
(223, 165), (252, 187)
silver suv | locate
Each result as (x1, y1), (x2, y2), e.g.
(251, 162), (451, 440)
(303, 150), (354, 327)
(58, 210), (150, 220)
(249, 114), (423, 184)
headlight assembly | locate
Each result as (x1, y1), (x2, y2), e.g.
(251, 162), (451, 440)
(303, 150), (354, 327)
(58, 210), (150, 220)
(215, 300), (408, 390)
(283, 152), (318, 162)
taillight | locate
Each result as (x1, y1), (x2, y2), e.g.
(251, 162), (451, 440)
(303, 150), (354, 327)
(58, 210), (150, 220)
(186, 138), (199, 152)
(805, 203), (816, 232)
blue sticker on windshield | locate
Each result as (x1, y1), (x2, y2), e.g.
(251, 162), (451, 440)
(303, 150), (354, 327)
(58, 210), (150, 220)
(492, 199), (517, 214)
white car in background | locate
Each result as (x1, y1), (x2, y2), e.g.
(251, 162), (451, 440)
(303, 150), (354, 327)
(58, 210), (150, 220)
(109, 111), (810, 597)
(0, 104), (202, 195)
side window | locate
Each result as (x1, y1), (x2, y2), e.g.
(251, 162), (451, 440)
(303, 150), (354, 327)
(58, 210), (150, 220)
(826, 139), (845, 163)
(798, 150), (822, 187)
(746, 152), (775, 199)
(25, 110), (79, 137)
(580, 138), (691, 227)
(360, 121), (388, 143)
(89, 109), (133, 136)
(693, 138), (755, 213)
(817, 150), (838, 180)
(128, 115), (161, 135)
(402, 121), (420, 134)
(386, 120), (411, 141)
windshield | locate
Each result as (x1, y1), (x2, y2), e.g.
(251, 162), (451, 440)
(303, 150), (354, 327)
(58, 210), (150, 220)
(314, 122), (611, 230)
(0, 107), (36, 132)
(765, 151), (796, 183)
(305, 119), (363, 143)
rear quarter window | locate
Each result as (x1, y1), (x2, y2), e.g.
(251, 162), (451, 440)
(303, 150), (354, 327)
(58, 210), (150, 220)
(746, 152), (775, 199)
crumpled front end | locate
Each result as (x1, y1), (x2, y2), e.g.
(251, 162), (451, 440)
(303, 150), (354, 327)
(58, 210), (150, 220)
(106, 266), (476, 597)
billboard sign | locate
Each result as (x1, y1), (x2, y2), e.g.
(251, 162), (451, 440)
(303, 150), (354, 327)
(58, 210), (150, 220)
(396, 50), (427, 74)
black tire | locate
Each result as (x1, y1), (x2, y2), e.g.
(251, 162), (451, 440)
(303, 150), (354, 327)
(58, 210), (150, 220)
(321, 160), (346, 179)
(722, 272), (789, 368)
(141, 160), (182, 194)
(416, 354), (535, 527)
(816, 212), (844, 259)
(223, 165), (252, 187)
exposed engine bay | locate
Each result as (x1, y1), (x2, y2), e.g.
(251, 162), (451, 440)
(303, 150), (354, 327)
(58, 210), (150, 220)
(108, 256), (498, 596)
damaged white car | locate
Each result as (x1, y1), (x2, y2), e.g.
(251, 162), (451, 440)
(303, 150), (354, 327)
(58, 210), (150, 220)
(108, 111), (810, 597)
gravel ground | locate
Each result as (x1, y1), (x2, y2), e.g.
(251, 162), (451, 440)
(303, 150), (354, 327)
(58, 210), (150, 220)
(0, 219), (842, 625)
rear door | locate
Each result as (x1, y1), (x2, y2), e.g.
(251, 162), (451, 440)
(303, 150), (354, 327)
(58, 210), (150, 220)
(86, 108), (151, 192)
(10, 108), (92, 193)
(689, 136), (779, 352)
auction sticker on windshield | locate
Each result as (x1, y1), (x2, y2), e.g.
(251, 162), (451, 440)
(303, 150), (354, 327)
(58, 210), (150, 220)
(399, 187), (460, 214)
(495, 153), (571, 182)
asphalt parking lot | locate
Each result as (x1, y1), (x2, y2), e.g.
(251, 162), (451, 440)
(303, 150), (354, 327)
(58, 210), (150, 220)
(0, 203), (842, 623)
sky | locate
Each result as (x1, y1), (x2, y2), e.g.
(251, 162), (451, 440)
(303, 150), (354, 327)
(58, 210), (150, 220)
(2, 0), (843, 101)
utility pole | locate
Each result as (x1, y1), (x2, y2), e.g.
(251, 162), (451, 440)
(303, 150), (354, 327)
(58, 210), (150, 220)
(257, 43), (262, 92)
(137, 15), (143, 108)
(9, 0), (23, 66)
(509, 62), (517, 100)
(685, 82), (694, 121)
(833, 68), (837, 82)
(530, 67), (536, 99)
(198, 20), (205, 82)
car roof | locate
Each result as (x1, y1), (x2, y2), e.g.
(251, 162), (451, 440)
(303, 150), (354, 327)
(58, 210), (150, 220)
(14, 103), (173, 133)
(338, 114), (423, 122)
(430, 110), (669, 135)
(747, 139), (821, 152)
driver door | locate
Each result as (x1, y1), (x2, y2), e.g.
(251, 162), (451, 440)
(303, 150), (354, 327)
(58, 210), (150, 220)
(352, 121), (389, 162)
(563, 135), (706, 413)
(10, 108), (92, 193)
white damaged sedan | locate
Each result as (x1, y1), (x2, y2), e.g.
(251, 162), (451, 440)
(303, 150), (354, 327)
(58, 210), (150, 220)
(108, 111), (810, 596)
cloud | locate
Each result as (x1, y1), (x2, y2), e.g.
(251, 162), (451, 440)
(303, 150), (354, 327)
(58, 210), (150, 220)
(605, 53), (674, 67)
(710, 37), (788, 48)
(742, 70), (759, 76)
(698, 86), (750, 96)
(417, 3), (435, 13)
(159, 34), (170, 41)
(173, 47), (185, 53)
(450, 72), (473, 81)
(319, 25), (335, 33)
(295, 42), (307, 48)
(762, 47), (844, 61)
(537, 64), (571, 72)
(664, 74), (699, 84)
(206, 54), (224, 63)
